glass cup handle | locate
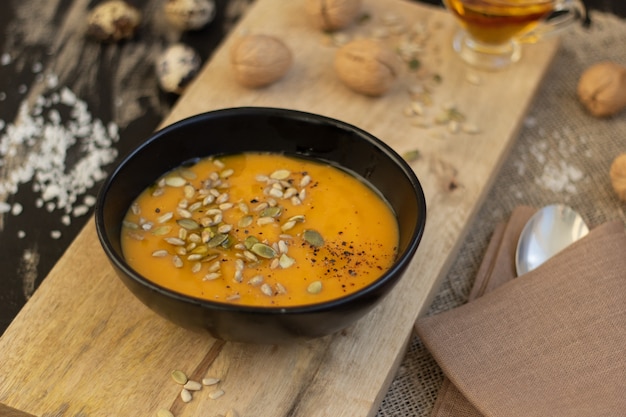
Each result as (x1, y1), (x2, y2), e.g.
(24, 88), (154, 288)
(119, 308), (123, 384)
(516, 0), (589, 44)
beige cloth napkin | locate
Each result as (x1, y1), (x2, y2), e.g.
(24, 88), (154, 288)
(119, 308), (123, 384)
(415, 206), (626, 417)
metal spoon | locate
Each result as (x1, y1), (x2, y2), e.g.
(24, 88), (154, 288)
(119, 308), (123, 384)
(515, 204), (589, 276)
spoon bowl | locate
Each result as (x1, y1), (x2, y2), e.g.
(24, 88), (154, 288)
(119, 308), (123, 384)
(515, 204), (589, 276)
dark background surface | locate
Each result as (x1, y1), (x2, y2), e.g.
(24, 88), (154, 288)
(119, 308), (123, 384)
(0, 0), (624, 336)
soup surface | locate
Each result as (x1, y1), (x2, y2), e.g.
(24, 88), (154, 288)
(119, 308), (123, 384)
(121, 152), (399, 307)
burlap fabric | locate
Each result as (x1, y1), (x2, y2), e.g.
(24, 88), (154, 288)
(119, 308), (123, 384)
(377, 10), (626, 417)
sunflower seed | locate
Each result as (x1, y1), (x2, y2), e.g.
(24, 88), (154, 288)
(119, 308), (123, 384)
(131, 202), (141, 215)
(208, 389), (225, 399)
(260, 283), (273, 296)
(275, 282), (287, 294)
(165, 237), (186, 246)
(152, 249), (168, 258)
(281, 220), (296, 231)
(183, 185), (195, 199)
(203, 272), (221, 281)
(300, 175), (311, 187)
(256, 216), (275, 226)
(172, 256), (183, 268)
(248, 275), (264, 286)
(270, 169), (290, 180)
(202, 377), (220, 386)
(157, 409), (174, 417)
(165, 176), (186, 187)
(181, 388), (192, 403)
(157, 212), (174, 223)
(184, 380), (202, 391)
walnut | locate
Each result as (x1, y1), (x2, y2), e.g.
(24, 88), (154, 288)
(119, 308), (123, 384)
(155, 44), (201, 94)
(164, 0), (216, 31)
(610, 153), (626, 202)
(86, 0), (141, 43)
(334, 38), (401, 97)
(305, 0), (362, 31)
(230, 34), (293, 88)
(577, 61), (626, 118)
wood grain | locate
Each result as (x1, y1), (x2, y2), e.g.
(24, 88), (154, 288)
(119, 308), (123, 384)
(0, 0), (559, 416)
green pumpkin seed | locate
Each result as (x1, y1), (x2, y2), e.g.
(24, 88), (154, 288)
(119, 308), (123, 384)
(279, 253), (295, 269)
(152, 225), (172, 236)
(177, 218), (200, 230)
(250, 242), (277, 259)
(238, 215), (253, 227)
(303, 229), (324, 247)
(260, 206), (282, 218)
(244, 236), (259, 249)
(207, 233), (228, 248)
(307, 280), (323, 294)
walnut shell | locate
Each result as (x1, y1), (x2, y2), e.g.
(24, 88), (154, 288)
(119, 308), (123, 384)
(305, 0), (362, 31)
(86, 0), (141, 43)
(230, 34), (293, 88)
(334, 38), (400, 97)
(577, 61), (626, 118)
(164, 0), (216, 31)
(610, 153), (626, 201)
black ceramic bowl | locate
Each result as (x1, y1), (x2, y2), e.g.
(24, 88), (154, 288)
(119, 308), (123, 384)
(95, 107), (426, 344)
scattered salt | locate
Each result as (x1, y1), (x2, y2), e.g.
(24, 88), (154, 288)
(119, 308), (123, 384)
(32, 62), (43, 73)
(50, 230), (62, 239)
(17, 230), (25, 238)
(0, 75), (120, 230)
(1, 53), (10, 66)
(11, 202), (23, 216)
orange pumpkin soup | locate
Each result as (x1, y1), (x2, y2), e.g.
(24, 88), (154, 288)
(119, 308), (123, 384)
(120, 152), (399, 307)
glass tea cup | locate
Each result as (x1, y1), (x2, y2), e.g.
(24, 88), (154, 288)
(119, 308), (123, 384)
(443, 0), (586, 70)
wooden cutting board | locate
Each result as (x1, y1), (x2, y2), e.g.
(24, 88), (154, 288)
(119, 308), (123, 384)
(0, 0), (559, 416)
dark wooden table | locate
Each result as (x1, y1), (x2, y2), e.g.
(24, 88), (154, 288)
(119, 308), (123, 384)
(0, 0), (623, 336)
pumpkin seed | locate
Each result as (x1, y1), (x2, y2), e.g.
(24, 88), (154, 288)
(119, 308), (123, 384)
(238, 215), (253, 227)
(171, 370), (188, 385)
(177, 218), (200, 230)
(250, 242), (277, 259)
(152, 225), (172, 236)
(207, 233), (228, 248)
(303, 229), (324, 247)
(307, 280), (323, 294)
(279, 253), (295, 269)
(244, 236), (259, 249)
(260, 206), (282, 218)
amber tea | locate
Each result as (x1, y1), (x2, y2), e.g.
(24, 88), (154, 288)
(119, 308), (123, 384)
(445, 0), (555, 45)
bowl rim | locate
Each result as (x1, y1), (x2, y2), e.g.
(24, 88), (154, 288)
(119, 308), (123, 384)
(95, 106), (427, 315)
